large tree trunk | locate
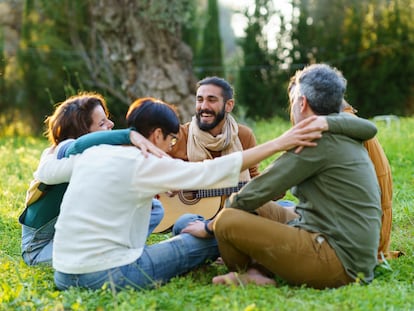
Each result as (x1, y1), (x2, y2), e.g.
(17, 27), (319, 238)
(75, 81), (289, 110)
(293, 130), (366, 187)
(72, 0), (197, 122)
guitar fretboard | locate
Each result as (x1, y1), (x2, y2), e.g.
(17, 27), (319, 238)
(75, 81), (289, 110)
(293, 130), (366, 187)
(195, 182), (248, 199)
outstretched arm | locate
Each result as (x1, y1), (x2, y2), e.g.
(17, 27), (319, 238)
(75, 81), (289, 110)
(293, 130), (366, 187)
(239, 116), (323, 171)
(64, 129), (167, 158)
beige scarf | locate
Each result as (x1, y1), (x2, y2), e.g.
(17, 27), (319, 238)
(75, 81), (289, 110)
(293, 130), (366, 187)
(187, 114), (251, 182)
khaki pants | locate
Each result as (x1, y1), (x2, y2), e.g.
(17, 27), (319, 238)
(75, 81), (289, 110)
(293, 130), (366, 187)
(214, 205), (353, 289)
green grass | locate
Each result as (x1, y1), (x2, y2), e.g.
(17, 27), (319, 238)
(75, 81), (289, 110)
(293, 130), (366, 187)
(1, 117), (413, 311)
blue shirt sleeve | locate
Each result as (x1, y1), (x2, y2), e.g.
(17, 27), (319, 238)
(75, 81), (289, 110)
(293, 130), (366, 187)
(57, 141), (75, 159)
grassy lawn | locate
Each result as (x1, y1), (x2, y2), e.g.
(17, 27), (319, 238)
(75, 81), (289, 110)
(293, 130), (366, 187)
(0, 117), (413, 311)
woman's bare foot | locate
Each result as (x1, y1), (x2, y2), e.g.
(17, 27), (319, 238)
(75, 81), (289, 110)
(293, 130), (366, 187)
(212, 268), (277, 286)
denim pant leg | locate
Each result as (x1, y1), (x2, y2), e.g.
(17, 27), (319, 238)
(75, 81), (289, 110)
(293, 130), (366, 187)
(148, 198), (164, 237)
(55, 269), (116, 291)
(54, 233), (219, 291)
(21, 217), (57, 265)
(120, 233), (219, 289)
(172, 213), (205, 236)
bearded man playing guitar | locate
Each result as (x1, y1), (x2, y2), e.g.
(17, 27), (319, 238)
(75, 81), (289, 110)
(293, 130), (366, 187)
(154, 76), (263, 233)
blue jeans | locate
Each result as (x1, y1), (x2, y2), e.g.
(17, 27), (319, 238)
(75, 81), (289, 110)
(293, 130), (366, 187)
(21, 199), (165, 266)
(21, 217), (56, 265)
(172, 213), (206, 236)
(148, 199), (165, 236)
(54, 217), (219, 291)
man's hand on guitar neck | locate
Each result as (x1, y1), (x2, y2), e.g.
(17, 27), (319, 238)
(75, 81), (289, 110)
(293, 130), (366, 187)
(181, 220), (215, 239)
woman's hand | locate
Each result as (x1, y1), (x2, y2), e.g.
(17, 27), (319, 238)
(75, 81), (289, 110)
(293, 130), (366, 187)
(309, 116), (329, 131)
(278, 116), (325, 154)
(130, 131), (169, 158)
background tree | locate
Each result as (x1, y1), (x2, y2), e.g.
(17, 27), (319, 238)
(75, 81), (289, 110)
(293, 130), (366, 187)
(16, 0), (41, 128)
(2, 0), (414, 134)
(69, 0), (198, 125)
(289, 0), (414, 117)
(182, 0), (202, 63)
(196, 0), (224, 78)
(3, 0), (198, 132)
(345, 0), (414, 116)
(0, 0), (22, 134)
(14, 0), (89, 132)
(237, 0), (290, 120)
(0, 27), (5, 107)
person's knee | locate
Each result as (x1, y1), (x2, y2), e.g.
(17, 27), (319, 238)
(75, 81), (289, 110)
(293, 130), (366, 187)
(172, 213), (204, 236)
(214, 208), (245, 236)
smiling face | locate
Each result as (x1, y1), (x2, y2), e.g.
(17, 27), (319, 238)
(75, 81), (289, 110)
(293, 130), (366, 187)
(195, 84), (231, 136)
(88, 105), (114, 132)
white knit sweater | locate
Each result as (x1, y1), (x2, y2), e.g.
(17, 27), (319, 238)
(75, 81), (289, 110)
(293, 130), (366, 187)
(36, 144), (242, 274)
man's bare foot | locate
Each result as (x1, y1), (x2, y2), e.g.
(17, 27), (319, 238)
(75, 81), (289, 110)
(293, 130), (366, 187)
(212, 268), (277, 286)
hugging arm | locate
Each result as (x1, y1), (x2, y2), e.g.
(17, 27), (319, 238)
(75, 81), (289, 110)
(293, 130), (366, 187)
(34, 130), (133, 184)
(64, 129), (132, 157)
(326, 113), (377, 141)
(65, 129), (167, 158)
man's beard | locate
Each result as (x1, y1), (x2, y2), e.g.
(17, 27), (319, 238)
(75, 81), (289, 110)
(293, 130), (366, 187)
(196, 107), (226, 131)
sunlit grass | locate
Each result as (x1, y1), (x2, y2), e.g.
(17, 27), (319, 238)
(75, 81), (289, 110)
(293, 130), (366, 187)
(1, 117), (413, 310)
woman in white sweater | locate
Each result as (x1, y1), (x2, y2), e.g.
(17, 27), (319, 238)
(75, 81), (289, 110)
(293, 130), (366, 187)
(36, 97), (324, 291)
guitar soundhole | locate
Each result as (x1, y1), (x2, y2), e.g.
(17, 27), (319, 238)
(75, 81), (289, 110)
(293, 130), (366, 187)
(178, 191), (201, 205)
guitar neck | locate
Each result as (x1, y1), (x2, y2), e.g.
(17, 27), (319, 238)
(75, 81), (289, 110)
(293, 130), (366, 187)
(195, 182), (247, 199)
(155, 182), (249, 233)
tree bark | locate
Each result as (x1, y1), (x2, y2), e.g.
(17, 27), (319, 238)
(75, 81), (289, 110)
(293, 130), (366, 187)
(75, 0), (197, 122)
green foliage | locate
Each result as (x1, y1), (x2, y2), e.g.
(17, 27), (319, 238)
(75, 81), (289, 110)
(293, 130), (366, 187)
(196, 0), (224, 78)
(289, 0), (414, 117)
(1, 118), (413, 310)
(15, 0), (91, 133)
(182, 1), (203, 59)
(0, 26), (5, 103)
(3, 0), (201, 134)
(236, 0), (291, 120)
(138, 0), (196, 34)
(3, 0), (414, 133)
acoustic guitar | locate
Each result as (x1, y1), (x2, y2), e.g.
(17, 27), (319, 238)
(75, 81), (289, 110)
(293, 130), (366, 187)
(154, 181), (248, 233)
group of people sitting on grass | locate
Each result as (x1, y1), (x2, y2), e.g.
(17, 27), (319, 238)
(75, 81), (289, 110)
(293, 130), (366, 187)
(19, 63), (397, 291)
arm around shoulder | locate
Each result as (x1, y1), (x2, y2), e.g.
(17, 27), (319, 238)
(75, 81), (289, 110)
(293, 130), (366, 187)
(65, 129), (132, 157)
(326, 113), (377, 141)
